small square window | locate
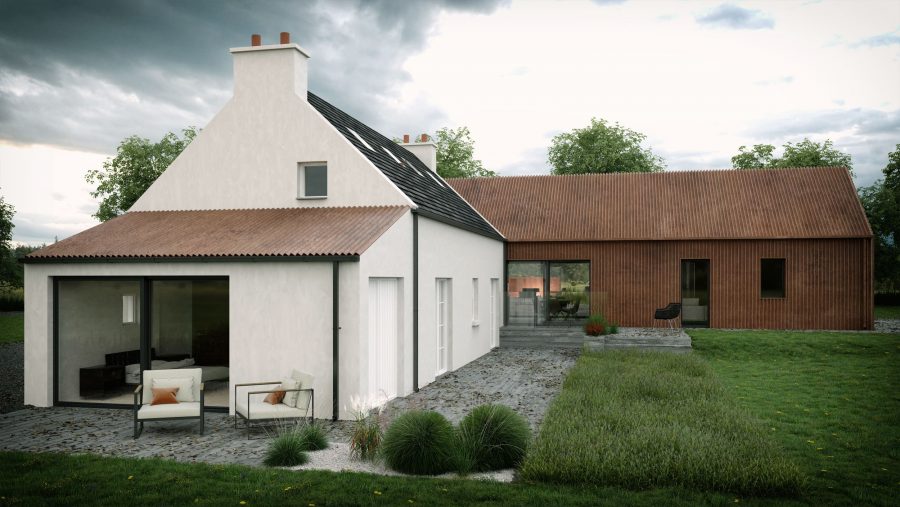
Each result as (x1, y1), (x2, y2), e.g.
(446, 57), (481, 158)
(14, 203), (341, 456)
(298, 163), (327, 199)
(761, 259), (785, 299)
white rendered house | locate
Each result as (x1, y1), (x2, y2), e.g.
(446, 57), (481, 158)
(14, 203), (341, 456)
(22, 33), (504, 420)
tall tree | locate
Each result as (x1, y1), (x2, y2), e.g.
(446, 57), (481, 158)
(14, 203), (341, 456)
(732, 138), (854, 176)
(859, 144), (900, 291)
(433, 127), (496, 179)
(0, 192), (16, 288)
(548, 118), (665, 175)
(86, 127), (198, 221)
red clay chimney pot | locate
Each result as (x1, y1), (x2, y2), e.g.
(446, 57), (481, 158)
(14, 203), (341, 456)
(251, 34), (261, 46)
(280, 32), (290, 44)
(403, 134), (410, 143)
(420, 134), (428, 142)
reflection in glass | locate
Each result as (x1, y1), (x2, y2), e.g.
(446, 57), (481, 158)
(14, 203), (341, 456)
(57, 280), (141, 404)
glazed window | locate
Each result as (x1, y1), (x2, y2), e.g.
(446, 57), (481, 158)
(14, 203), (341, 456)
(298, 163), (327, 199)
(761, 259), (785, 298)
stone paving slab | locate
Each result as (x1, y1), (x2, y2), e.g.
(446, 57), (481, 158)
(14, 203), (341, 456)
(0, 348), (577, 466)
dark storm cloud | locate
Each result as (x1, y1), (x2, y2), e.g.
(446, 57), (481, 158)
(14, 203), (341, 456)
(696, 4), (774, 30)
(0, 0), (507, 152)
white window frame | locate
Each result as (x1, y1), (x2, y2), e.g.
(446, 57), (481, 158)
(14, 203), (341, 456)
(471, 278), (480, 326)
(436, 278), (452, 375)
(297, 162), (328, 200)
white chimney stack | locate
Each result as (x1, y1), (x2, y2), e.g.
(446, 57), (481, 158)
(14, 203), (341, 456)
(400, 133), (437, 172)
(230, 32), (310, 100)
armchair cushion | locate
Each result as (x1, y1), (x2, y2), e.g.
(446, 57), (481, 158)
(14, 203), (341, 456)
(142, 369), (202, 405)
(150, 387), (179, 406)
(290, 370), (314, 409)
(152, 377), (195, 402)
(236, 400), (309, 420)
(264, 390), (286, 405)
(280, 378), (300, 406)
(138, 402), (201, 419)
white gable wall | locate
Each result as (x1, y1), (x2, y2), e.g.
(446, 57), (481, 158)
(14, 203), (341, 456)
(131, 47), (409, 212)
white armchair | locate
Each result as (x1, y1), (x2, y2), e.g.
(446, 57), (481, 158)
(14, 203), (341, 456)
(133, 368), (204, 438)
(234, 371), (314, 438)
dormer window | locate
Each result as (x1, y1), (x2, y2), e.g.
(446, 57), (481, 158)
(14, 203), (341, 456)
(298, 162), (327, 199)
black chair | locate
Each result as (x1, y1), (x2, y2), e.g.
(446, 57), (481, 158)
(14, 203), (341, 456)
(654, 303), (681, 328)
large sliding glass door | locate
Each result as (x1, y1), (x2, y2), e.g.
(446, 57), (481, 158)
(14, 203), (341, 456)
(506, 261), (590, 326)
(55, 277), (229, 408)
(57, 279), (142, 404)
(150, 279), (229, 408)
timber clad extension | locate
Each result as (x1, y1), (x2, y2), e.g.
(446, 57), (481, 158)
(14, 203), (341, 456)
(451, 167), (874, 330)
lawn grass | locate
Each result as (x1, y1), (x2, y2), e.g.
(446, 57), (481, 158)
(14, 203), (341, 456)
(0, 313), (24, 344)
(691, 329), (900, 507)
(520, 350), (803, 496)
(0, 451), (756, 506)
(874, 305), (900, 319)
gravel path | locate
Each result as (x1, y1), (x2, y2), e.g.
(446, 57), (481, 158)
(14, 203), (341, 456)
(875, 319), (900, 333)
(385, 348), (578, 431)
(0, 342), (24, 414)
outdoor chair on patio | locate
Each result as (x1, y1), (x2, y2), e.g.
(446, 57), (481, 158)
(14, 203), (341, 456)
(234, 370), (315, 438)
(654, 302), (681, 328)
(133, 368), (204, 439)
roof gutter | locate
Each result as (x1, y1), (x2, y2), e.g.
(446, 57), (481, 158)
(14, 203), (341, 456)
(21, 255), (361, 264)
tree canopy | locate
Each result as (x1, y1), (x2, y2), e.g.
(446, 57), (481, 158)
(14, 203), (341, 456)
(859, 144), (900, 292)
(548, 118), (665, 175)
(433, 127), (496, 179)
(732, 138), (854, 176)
(86, 127), (198, 221)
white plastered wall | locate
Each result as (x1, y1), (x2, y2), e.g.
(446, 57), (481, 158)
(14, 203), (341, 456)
(130, 47), (410, 212)
(23, 261), (360, 420)
(416, 217), (504, 389)
(356, 211), (414, 407)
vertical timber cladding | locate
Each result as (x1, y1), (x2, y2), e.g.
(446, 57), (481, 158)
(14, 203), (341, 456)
(507, 238), (873, 330)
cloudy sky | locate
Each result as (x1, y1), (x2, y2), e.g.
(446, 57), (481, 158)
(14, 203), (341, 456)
(0, 0), (898, 244)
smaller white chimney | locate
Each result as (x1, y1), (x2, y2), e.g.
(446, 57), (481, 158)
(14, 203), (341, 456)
(400, 133), (437, 172)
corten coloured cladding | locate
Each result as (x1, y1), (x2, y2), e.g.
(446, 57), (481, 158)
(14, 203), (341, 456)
(508, 238), (874, 330)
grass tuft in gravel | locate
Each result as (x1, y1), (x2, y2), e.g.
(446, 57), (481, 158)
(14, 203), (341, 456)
(382, 410), (455, 475)
(455, 404), (530, 474)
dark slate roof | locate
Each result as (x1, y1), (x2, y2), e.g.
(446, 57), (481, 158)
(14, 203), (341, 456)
(308, 91), (503, 240)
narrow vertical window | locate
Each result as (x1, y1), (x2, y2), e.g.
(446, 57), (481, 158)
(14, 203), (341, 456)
(297, 163), (327, 198)
(122, 294), (136, 324)
(761, 259), (786, 298)
(472, 278), (479, 325)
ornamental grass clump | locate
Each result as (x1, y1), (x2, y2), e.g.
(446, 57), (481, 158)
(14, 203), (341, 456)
(455, 404), (531, 474)
(348, 395), (385, 460)
(382, 410), (455, 475)
(296, 421), (329, 451)
(263, 430), (309, 467)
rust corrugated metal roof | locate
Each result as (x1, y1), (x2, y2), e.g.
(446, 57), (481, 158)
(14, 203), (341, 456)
(25, 206), (408, 262)
(449, 167), (872, 242)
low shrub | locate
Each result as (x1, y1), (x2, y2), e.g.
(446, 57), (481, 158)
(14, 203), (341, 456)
(584, 314), (619, 336)
(0, 287), (23, 312)
(263, 430), (309, 467)
(382, 410), (455, 475)
(456, 404), (530, 473)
